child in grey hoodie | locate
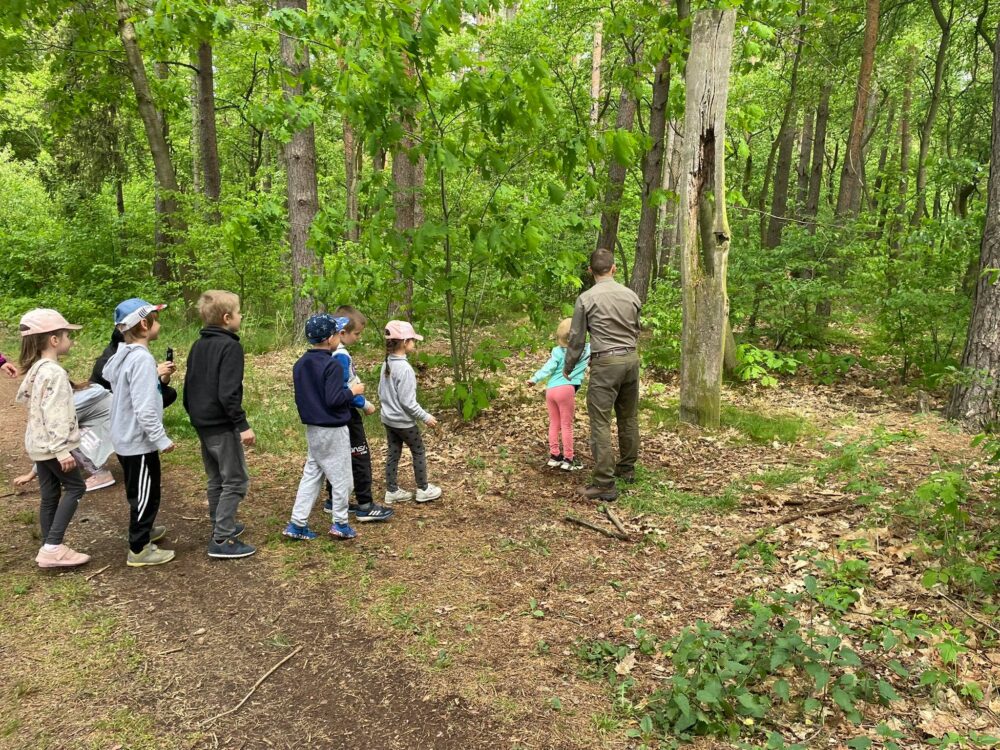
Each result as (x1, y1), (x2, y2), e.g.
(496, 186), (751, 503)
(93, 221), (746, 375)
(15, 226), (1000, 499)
(103, 298), (176, 567)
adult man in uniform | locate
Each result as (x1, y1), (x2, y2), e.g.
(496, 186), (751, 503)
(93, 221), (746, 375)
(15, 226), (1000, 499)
(564, 248), (642, 501)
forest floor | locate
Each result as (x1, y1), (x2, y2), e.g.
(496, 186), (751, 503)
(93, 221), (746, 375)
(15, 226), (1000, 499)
(0, 340), (998, 750)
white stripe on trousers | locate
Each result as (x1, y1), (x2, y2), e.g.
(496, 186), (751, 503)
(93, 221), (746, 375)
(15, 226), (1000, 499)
(136, 455), (150, 520)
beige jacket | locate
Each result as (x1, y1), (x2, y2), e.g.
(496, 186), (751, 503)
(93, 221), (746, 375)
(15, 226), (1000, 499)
(16, 359), (81, 462)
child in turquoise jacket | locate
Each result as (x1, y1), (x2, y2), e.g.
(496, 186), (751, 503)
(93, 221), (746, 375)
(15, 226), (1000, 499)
(528, 318), (590, 470)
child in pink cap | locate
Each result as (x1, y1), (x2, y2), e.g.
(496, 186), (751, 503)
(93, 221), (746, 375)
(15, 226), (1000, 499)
(379, 320), (441, 503)
(15, 309), (91, 569)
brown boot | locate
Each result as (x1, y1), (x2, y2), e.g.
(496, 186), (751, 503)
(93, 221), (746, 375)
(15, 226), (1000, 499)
(578, 484), (618, 501)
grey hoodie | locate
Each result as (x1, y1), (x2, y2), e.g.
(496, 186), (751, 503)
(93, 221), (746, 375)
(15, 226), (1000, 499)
(102, 343), (173, 456)
(378, 355), (433, 428)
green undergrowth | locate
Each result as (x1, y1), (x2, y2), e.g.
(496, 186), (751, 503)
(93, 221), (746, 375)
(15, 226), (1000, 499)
(639, 396), (815, 446)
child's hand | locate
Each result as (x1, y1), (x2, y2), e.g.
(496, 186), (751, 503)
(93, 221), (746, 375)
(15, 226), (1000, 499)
(240, 428), (256, 447)
(13, 470), (36, 486)
(59, 455), (77, 472)
(363, 403), (376, 416)
(350, 383), (365, 396)
(1, 361), (18, 378)
(426, 415), (439, 427)
(158, 361), (176, 384)
(162, 442), (176, 454)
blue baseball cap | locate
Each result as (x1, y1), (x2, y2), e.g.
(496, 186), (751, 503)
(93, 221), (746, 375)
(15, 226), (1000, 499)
(305, 314), (349, 344)
(114, 298), (167, 330)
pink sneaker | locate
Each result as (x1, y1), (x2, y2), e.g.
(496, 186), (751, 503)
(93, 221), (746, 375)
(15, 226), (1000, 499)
(35, 545), (91, 569)
(86, 470), (115, 492)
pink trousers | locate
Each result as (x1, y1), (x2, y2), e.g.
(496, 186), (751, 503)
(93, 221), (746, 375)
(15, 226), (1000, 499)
(545, 385), (577, 459)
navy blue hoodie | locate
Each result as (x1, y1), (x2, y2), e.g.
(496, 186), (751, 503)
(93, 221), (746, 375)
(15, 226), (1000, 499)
(293, 349), (354, 427)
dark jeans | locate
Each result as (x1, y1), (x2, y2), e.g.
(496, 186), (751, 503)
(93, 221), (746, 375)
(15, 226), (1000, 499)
(36, 458), (86, 545)
(384, 424), (427, 491)
(326, 409), (374, 507)
(118, 451), (162, 553)
(587, 353), (640, 486)
(198, 429), (249, 541)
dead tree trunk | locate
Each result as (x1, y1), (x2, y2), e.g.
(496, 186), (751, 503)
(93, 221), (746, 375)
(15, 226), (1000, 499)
(679, 8), (736, 429)
(278, 0), (322, 328)
(835, 0), (880, 218)
(948, 21), (1000, 431)
(589, 20), (603, 126)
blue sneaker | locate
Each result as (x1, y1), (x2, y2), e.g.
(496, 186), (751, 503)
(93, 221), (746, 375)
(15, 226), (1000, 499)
(282, 522), (317, 541)
(329, 522), (357, 540)
(348, 503), (360, 515)
(323, 498), (333, 514)
(354, 503), (394, 523)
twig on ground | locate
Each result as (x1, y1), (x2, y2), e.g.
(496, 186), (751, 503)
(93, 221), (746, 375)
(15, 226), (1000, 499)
(564, 515), (628, 541)
(603, 507), (629, 538)
(199, 645), (303, 726)
(84, 564), (111, 581)
(158, 645), (186, 656)
(180, 516), (202, 522)
(734, 503), (854, 551)
(939, 592), (1000, 638)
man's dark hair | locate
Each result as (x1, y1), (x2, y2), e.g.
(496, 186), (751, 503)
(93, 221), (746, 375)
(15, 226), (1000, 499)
(590, 248), (614, 276)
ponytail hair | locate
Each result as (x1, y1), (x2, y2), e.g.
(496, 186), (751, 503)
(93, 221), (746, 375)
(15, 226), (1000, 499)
(383, 338), (405, 379)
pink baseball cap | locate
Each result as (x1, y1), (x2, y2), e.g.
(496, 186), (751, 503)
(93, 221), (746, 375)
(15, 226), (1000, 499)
(384, 320), (424, 341)
(19, 309), (82, 337)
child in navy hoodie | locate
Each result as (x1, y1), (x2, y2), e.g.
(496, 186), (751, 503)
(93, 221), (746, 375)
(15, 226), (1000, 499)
(283, 314), (364, 541)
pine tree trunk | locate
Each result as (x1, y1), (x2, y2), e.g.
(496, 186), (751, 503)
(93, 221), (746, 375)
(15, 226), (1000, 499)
(596, 44), (640, 253)
(835, 0), (880, 218)
(911, 0), (952, 226)
(948, 21), (1000, 431)
(679, 8), (736, 429)
(197, 41), (223, 207)
(116, 0), (184, 281)
(278, 0), (321, 329)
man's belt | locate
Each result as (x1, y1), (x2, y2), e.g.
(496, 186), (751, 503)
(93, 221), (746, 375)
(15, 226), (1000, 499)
(591, 347), (636, 359)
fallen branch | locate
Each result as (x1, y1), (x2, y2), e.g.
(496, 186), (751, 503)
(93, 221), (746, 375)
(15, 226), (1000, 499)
(84, 564), (111, 581)
(158, 645), (186, 656)
(603, 507), (629, 538)
(200, 645), (303, 726)
(180, 516), (203, 522)
(734, 503), (854, 551)
(564, 515), (628, 541)
(939, 592), (1000, 638)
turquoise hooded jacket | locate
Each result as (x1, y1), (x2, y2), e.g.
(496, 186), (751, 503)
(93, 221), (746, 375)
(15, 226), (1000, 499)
(531, 343), (590, 388)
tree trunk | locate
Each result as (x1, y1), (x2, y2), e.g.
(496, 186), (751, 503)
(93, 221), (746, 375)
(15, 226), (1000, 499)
(658, 120), (684, 275)
(589, 20), (603, 127)
(766, 115), (796, 248)
(631, 0), (687, 303)
(344, 118), (360, 242)
(948, 21), (1000, 431)
(888, 53), (914, 277)
(796, 107), (814, 213)
(390, 116), (424, 320)
(115, 0), (183, 281)
(911, 0), (952, 226)
(197, 41), (223, 207)
(278, 0), (321, 329)
(678, 8), (736, 429)
(596, 44), (640, 253)
(870, 96), (896, 215)
(835, 0), (880, 218)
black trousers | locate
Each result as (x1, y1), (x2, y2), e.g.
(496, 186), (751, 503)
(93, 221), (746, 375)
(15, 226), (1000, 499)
(327, 409), (374, 507)
(36, 458), (86, 545)
(118, 451), (162, 553)
(385, 424), (427, 491)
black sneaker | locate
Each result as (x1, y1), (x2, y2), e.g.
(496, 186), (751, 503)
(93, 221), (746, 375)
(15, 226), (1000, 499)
(547, 454), (564, 468)
(207, 538), (256, 559)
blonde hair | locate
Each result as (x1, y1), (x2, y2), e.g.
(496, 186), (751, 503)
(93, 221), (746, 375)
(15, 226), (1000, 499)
(197, 290), (241, 326)
(556, 318), (573, 346)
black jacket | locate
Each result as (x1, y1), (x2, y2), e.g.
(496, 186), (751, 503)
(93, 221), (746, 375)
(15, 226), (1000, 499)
(183, 326), (250, 434)
(293, 349), (353, 427)
(92, 328), (177, 408)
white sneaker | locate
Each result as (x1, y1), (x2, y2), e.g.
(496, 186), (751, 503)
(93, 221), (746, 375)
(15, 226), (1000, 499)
(415, 484), (442, 503)
(384, 488), (413, 504)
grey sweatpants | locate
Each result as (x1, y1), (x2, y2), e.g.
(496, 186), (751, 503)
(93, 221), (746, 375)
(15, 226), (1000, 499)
(291, 425), (353, 526)
(199, 429), (249, 541)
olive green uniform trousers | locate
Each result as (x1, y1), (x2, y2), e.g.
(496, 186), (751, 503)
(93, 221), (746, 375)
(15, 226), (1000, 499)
(586, 352), (640, 487)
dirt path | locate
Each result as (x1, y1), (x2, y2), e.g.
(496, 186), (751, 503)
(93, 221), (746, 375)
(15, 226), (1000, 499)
(0, 373), (499, 750)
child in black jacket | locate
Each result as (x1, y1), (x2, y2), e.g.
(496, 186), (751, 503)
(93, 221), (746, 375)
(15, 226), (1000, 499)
(183, 291), (256, 559)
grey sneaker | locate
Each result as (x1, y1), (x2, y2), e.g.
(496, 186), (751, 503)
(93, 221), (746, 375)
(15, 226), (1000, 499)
(149, 525), (167, 543)
(127, 543), (175, 567)
(207, 538), (256, 559)
(415, 484), (442, 503)
(384, 488), (412, 504)
(560, 458), (584, 471)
